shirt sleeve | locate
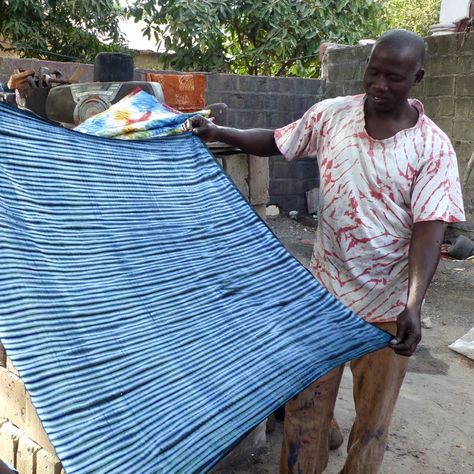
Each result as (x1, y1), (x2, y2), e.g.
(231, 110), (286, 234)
(411, 135), (465, 223)
(274, 100), (328, 161)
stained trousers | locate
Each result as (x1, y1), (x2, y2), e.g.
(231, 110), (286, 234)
(280, 322), (409, 474)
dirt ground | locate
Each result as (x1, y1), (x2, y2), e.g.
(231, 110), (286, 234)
(217, 215), (474, 474)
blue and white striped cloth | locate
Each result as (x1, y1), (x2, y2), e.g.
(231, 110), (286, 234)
(0, 103), (391, 473)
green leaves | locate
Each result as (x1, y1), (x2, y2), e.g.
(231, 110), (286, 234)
(132, 0), (386, 76)
(382, 0), (441, 37)
(0, 0), (128, 62)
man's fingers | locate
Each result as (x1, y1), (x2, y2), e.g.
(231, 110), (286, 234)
(390, 324), (406, 346)
(390, 331), (421, 356)
(392, 342), (417, 356)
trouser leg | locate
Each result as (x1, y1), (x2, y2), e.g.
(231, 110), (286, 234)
(341, 322), (409, 474)
(280, 365), (344, 474)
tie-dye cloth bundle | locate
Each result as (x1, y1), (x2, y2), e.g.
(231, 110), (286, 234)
(74, 88), (210, 139)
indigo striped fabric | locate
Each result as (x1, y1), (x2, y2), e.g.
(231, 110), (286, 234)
(0, 103), (391, 473)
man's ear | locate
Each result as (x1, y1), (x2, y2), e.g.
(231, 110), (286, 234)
(414, 68), (424, 84)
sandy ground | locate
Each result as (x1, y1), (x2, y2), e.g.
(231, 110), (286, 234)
(216, 215), (474, 474)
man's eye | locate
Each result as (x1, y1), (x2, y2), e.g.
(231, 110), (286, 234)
(388, 75), (404, 82)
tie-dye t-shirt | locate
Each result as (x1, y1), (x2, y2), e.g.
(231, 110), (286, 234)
(274, 95), (465, 323)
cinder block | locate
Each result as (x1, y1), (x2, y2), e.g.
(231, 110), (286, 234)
(456, 57), (474, 74)
(303, 95), (320, 111)
(411, 80), (425, 99)
(323, 81), (344, 99)
(238, 75), (268, 92)
(426, 34), (458, 55)
(0, 421), (21, 466)
(217, 92), (246, 109)
(423, 76), (455, 97)
(234, 110), (267, 129)
(431, 117), (453, 136)
(205, 73), (239, 93)
(294, 78), (323, 96)
(253, 204), (266, 220)
(424, 97), (455, 118)
(265, 112), (294, 129)
(272, 161), (318, 181)
(286, 95), (309, 114)
(248, 155), (269, 206)
(454, 98), (474, 119)
(456, 76), (474, 97)
(35, 448), (63, 474)
(223, 153), (249, 199)
(326, 62), (361, 81)
(424, 55), (459, 76)
(270, 178), (296, 196)
(452, 119), (474, 142)
(452, 140), (474, 168)
(25, 391), (56, 453)
(204, 90), (223, 107)
(267, 77), (296, 94)
(243, 92), (265, 110)
(295, 178), (320, 194)
(326, 46), (356, 63)
(457, 31), (474, 53)
(342, 80), (364, 96)
(0, 367), (27, 429)
(276, 94), (298, 112)
(16, 434), (40, 474)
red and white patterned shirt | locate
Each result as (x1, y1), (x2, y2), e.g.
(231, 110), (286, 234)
(275, 95), (465, 323)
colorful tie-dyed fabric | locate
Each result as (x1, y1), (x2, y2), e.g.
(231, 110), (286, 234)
(74, 88), (210, 140)
(0, 102), (391, 473)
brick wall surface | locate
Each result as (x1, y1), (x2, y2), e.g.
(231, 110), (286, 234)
(205, 74), (323, 212)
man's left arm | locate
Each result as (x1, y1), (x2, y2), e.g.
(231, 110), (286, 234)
(390, 220), (447, 357)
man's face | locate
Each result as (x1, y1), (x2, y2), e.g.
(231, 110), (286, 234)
(363, 43), (423, 113)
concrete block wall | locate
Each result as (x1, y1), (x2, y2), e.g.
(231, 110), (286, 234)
(322, 44), (371, 97)
(0, 343), (63, 473)
(323, 32), (474, 232)
(422, 33), (474, 232)
(205, 74), (323, 212)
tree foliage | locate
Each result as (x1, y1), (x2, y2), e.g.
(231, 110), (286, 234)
(0, 0), (128, 62)
(131, 0), (386, 77)
(382, 0), (441, 37)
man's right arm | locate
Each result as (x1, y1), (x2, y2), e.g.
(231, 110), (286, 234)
(186, 115), (281, 157)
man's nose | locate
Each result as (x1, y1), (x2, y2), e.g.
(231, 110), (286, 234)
(373, 75), (388, 91)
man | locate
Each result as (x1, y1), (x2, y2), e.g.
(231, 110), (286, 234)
(188, 29), (465, 473)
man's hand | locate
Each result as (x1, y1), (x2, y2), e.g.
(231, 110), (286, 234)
(185, 115), (218, 142)
(185, 118), (280, 156)
(390, 220), (446, 357)
(389, 306), (422, 357)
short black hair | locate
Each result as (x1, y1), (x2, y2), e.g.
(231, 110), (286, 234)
(373, 29), (426, 68)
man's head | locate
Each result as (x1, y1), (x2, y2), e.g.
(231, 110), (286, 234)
(363, 29), (426, 114)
